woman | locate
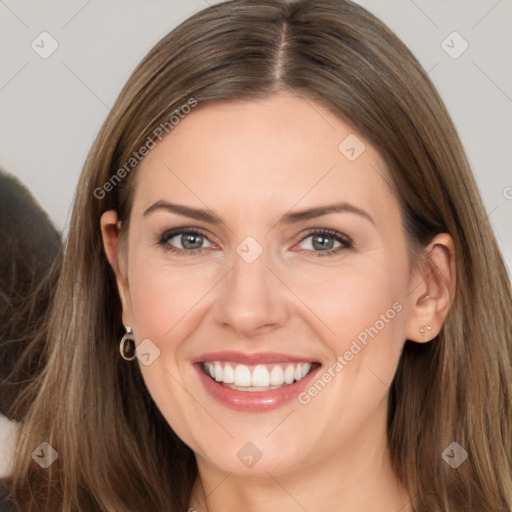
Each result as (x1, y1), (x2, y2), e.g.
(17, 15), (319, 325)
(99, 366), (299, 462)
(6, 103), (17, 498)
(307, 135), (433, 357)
(3, 0), (511, 510)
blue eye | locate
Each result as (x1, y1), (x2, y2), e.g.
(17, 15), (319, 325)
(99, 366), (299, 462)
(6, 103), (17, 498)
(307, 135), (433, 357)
(158, 227), (352, 258)
(159, 228), (213, 254)
(297, 229), (352, 257)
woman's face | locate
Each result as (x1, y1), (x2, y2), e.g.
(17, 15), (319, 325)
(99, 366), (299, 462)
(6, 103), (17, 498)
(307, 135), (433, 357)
(106, 94), (430, 477)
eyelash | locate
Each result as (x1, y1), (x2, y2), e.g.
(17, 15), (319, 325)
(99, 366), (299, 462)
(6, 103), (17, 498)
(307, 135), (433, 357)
(157, 227), (353, 258)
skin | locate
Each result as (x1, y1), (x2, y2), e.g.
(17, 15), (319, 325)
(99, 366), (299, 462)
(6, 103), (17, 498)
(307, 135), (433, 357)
(101, 93), (455, 512)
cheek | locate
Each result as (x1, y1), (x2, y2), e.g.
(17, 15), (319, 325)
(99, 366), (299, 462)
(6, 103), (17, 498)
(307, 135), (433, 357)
(286, 263), (409, 425)
(125, 252), (216, 444)
(128, 258), (213, 342)
(289, 261), (408, 348)
(287, 264), (408, 440)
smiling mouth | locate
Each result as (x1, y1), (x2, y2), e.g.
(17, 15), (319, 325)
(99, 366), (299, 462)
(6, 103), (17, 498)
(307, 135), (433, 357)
(200, 361), (319, 392)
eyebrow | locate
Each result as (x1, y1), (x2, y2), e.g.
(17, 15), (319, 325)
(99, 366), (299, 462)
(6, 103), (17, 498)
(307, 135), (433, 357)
(277, 202), (375, 226)
(143, 200), (224, 224)
(143, 200), (375, 226)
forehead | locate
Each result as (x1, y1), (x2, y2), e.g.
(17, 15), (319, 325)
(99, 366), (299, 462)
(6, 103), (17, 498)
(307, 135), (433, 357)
(133, 94), (398, 224)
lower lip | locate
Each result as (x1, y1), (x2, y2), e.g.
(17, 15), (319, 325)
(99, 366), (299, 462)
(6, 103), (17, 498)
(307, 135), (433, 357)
(194, 364), (321, 413)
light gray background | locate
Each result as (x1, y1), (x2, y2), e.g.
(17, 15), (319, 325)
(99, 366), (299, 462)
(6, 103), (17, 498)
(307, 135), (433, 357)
(1, 0), (511, 271)
(0, 0), (511, 476)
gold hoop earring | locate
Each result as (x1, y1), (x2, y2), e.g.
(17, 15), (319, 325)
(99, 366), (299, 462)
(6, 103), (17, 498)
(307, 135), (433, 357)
(120, 326), (136, 361)
(419, 324), (432, 338)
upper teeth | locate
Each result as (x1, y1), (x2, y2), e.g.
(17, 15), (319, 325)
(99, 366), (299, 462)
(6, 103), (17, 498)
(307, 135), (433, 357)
(203, 361), (313, 387)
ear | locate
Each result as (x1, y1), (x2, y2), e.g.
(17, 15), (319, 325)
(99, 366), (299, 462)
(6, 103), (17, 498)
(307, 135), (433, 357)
(100, 210), (135, 328)
(405, 233), (456, 343)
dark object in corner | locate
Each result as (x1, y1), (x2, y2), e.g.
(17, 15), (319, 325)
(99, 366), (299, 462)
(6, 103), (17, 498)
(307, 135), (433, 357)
(0, 170), (61, 421)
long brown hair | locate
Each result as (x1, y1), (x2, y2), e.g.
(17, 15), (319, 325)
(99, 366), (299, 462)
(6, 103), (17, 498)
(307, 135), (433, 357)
(4, 0), (512, 510)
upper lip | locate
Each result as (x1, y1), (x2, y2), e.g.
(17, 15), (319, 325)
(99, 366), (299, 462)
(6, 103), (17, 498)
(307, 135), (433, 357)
(192, 351), (320, 365)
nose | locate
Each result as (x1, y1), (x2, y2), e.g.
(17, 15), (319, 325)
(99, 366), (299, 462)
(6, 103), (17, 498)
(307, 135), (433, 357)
(213, 247), (291, 338)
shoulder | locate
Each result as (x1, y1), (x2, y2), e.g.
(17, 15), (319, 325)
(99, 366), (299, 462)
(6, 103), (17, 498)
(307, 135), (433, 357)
(0, 415), (20, 511)
(0, 415), (18, 480)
